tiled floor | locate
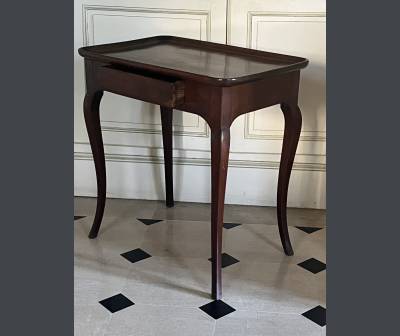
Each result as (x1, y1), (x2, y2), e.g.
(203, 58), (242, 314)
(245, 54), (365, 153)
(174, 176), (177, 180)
(75, 197), (326, 336)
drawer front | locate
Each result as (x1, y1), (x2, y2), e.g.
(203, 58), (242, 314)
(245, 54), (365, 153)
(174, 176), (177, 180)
(95, 65), (184, 108)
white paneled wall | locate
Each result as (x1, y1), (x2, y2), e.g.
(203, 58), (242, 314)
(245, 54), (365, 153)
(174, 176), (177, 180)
(74, 0), (326, 209)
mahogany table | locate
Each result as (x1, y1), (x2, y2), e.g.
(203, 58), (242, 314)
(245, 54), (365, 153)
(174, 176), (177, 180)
(78, 36), (308, 300)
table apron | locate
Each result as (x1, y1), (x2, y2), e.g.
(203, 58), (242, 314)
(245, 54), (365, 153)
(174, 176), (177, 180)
(85, 61), (300, 128)
(229, 70), (300, 121)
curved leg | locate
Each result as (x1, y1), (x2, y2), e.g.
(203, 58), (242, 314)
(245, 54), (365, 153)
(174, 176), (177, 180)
(210, 128), (230, 299)
(160, 106), (174, 207)
(83, 91), (105, 239)
(277, 103), (302, 256)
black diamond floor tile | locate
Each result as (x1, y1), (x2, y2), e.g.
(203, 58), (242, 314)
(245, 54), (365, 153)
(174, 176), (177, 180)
(208, 253), (240, 268)
(295, 226), (323, 234)
(99, 293), (134, 313)
(74, 216), (85, 220)
(199, 300), (236, 319)
(223, 222), (241, 229)
(121, 248), (152, 263)
(137, 218), (163, 225)
(297, 258), (326, 274)
(302, 305), (326, 327)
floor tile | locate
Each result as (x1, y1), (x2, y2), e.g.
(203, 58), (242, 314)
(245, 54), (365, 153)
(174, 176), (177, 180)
(223, 222), (241, 229)
(121, 256), (212, 307)
(221, 261), (325, 314)
(214, 312), (324, 336)
(208, 253), (240, 268)
(199, 300), (236, 319)
(302, 305), (326, 327)
(137, 218), (163, 226)
(224, 204), (326, 227)
(287, 208), (326, 228)
(212, 310), (258, 336)
(295, 226), (323, 234)
(74, 257), (130, 306)
(250, 312), (324, 336)
(103, 304), (215, 336)
(74, 303), (112, 336)
(121, 248), (152, 264)
(152, 201), (211, 222)
(223, 223), (326, 265)
(74, 216), (148, 267)
(223, 204), (276, 225)
(74, 197), (158, 219)
(297, 258), (326, 274)
(140, 220), (211, 258)
(99, 293), (134, 313)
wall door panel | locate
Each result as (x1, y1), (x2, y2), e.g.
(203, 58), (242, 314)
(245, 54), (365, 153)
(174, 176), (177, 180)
(227, 0), (326, 208)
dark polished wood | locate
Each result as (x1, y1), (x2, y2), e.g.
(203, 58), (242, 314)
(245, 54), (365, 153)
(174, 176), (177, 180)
(79, 35), (308, 86)
(209, 87), (232, 299)
(278, 102), (302, 256)
(160, 106), (174, 208)
(83, 90), (105, 239)
(96, 65), (185, 108)
(79, 35), (308, 298)
(210, 127), (230, 299)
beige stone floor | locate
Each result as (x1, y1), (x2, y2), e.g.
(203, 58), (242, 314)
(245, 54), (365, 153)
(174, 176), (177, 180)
(75, 197), (326, 336)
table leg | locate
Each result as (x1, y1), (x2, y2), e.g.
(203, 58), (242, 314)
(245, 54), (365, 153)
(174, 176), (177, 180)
(83, 91), (106, 239)
(160, 106), (174, 207)
(277, 102), (302, 255)
(210, 127), (230, 299)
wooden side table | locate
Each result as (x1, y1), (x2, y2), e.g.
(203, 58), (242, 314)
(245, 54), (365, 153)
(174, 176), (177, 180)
(78, 36), (308, 300)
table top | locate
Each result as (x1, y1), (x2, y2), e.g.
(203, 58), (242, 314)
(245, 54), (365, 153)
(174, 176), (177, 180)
(79, 36), (308, 86)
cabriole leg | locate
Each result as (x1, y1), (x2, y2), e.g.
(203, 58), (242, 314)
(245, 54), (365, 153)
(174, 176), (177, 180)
(277, 102), (302, 255)
(83, 91), (105, 239)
